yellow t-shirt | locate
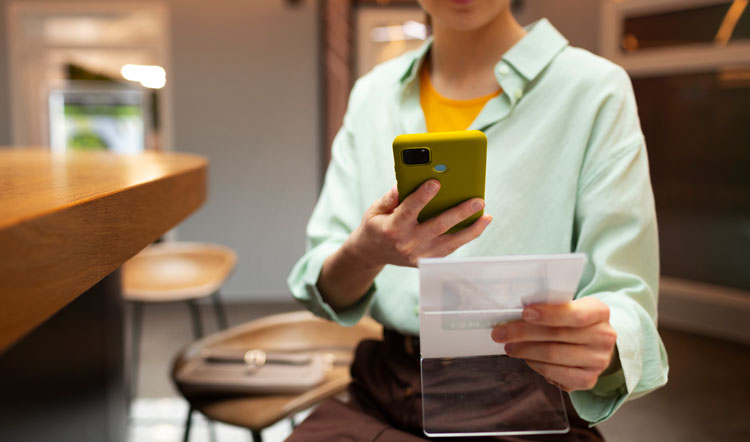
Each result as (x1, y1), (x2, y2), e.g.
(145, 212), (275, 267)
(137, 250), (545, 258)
(420, 64), (502, 133)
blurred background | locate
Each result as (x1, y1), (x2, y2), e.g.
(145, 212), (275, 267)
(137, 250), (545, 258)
(0, 0), (748, 441)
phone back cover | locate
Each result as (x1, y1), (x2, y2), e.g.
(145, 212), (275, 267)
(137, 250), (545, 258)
(393, 130), (487, 232)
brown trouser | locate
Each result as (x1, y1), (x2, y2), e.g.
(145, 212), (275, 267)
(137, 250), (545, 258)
(286, 329), (604, 442)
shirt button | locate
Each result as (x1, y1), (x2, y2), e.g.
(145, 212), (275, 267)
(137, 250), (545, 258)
(498, 65), (510, 75)
(514, 89), (524, 99)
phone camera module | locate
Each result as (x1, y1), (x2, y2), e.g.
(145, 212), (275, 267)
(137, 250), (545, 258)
(402, 148), (430, 165)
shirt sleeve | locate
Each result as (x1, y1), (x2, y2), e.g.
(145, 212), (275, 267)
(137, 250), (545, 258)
(568, 67), (669, 424)
(286, 80), (377, 326)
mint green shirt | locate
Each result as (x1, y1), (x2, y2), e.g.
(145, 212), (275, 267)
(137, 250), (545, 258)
(288, 19), (668, 425)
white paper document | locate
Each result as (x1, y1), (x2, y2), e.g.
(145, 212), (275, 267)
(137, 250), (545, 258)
(418, 254), (587, 359)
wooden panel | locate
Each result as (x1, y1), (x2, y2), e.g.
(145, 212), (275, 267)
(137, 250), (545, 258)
(321, 0), (421, 166)
(0, 150), (208, 353)
(323, 0), (354, 165)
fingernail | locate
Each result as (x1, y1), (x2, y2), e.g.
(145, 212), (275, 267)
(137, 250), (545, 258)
(472, 200), (484, 212)
(492, 327), (506, 342)
(523, 308), (540, 321)
(504, 343), (513, 354)
(426, 181), (439, 193)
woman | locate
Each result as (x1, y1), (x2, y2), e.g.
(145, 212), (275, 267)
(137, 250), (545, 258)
(288, 1), (668, 440)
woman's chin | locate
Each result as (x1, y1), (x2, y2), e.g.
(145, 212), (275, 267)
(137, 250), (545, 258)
(435, 15), (496, 32)
(426, 0), (508, 32)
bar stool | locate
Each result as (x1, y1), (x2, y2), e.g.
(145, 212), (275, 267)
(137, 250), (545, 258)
(172, 311), (383, 442)
(123, 242), (237, 400)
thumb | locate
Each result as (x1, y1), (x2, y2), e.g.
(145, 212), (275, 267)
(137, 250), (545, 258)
(370, 185), (400, 214)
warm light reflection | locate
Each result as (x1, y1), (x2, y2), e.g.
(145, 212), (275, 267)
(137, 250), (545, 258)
(124, 154), (169, 187)
(719, 67), (750, 86)
(715, 0), (748, 46)
(370, 20), (427, 43)
(121, 64), (167, 89)
(622, 34), (639, 52)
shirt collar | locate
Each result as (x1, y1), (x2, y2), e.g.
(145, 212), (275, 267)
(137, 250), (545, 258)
(398, 35), (433, 85)
(501, 18), (568, 81)
(398, 18), (568, 97)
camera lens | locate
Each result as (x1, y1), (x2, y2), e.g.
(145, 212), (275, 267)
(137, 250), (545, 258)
(402, 148), (430, 165)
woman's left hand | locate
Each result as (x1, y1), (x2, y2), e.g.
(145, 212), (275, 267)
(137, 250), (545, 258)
(491, 297), (617, 392)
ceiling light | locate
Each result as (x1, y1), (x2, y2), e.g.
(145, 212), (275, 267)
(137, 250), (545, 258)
(120, 64), (166, 89)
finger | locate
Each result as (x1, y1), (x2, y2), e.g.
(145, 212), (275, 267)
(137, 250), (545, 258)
(369, 185), (400, 215)
(522, 297), (610, 328)
(504, 342), (611, 371)
(418, 198), (485, 237)
(392, 180), (440, 224)
(525, 360), (601, 392)
(492, 322), (603, 345)
(428, 214), (492, 256)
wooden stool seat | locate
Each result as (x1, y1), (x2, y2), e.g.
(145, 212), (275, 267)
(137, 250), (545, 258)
(123, 242), (236, 302)
(171, 311), (382, 434)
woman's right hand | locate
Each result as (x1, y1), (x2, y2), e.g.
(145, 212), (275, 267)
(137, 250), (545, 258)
(318, 180), (492, 310)
(343, 180), (493, 269)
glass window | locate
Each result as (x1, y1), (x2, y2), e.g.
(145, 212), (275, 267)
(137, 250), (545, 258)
(633, 69), (750, 289)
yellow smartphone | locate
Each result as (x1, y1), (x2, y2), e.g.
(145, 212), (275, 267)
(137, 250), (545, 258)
(392, 130), (487, 233)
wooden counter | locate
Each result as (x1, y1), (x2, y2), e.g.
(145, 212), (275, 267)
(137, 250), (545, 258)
(0, 149), (207, 352)
(0, 149), (207, 442)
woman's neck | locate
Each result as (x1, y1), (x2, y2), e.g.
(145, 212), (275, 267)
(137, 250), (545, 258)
(428, 11), (526, 100)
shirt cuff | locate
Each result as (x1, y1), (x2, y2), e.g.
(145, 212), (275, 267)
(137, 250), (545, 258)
(569, 293), (643, 424)
(590, 346), (627, 397)
(591, 367), (627, 397)
(288, 241), (376, 326)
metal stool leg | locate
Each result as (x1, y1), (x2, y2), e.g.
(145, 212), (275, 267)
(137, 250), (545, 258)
(186, 300), (204, 339)
(250, 429), (263, 442)
(183, 405), (193, 442)
(184, 302), (202, 442)
(130, 301), (144, 401)
(211, 292), (229, 330)
(185, 302), (218, 441)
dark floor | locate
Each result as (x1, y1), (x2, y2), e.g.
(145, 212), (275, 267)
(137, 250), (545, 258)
(131, 300), (750, 442)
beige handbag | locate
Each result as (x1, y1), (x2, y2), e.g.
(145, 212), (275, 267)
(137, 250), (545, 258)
(175, 347), (343, 395)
